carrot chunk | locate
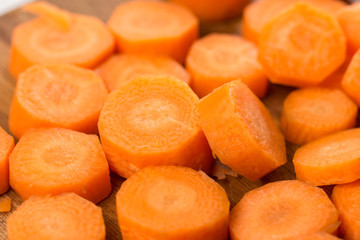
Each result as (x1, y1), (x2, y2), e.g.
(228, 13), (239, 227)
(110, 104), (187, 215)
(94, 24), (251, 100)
(342, 49), (360, 106)
(9, 128), (111, 203)
(0, 198), (11, 212)
(0, 127), (14, 195)
(286, 232), (342, 240)
(318, 56), (351, 89)
(116, 166), (230, 240)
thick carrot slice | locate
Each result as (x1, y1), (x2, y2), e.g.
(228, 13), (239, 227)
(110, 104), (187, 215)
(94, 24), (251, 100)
(0, 198), (11, 212)
(116, 166), (230, 240)
(7, 193), (105, 240)
(98, 75), (213, 178)
(186, 33), (268, 98)
(198, 80), (286, 180)
(9, 2), (114, 78)
(293, 128), (360, 186)
(286, 232), (342, 240)
(0, 127), (14, 195)
(281, 87), (357, 145)
(9, 128), (111, 203)
(107, 0), (198, 63)
(258, 3), (346, 88)
(229, 180), (339, 240)
(97, 54), (190, 92)
(342, 49), (360, 106)
(8, 64), (108, 139)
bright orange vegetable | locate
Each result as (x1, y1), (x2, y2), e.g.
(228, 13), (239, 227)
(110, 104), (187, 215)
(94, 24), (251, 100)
(0, 127), (14, 195)
(342, 49), (360, 106)
(286, 232), (341, 240)
(0, 198), (11, 212)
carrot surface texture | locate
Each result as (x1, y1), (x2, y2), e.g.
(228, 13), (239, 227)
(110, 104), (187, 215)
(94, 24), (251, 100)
(9, 128), (111, 203)
(9, 1), (114, 78)
(116, 166), (230, 240)
(7, 193), (105, 240)
(198, 80), (286, 181)
(0, 127), (14, 195)
(342, 49), (360, 106)
(186, 33), (268, 98)
(229, 180), (339, 240)
(286, 232), (342, 240)
(107, 0), (198, 63)
(0, 198), (11, 212)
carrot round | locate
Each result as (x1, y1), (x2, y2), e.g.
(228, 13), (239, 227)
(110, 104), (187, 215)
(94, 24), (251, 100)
(7, 193), (105, 240)
(107, 0), (198, 63)
(97, 54), (191, 92)
(342, 49), (360, 106)
(286, 232), (342, 240)
(229, 180), (339, 240)
(9, 2), (114, 78)
(281, 87), (358, 145)
(0, 127), (14, 195)
(116, 166), (230, 240)
(198, 80), (286, 181)
(8, 64), (108, 139)
(186, 33), (268, 99)
(258, 2), (346, 88)
(9, 128), (111, 203)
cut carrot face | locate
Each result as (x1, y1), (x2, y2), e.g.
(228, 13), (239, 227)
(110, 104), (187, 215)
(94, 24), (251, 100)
(342, 49), (360, 106)
(258, 3), (346, 88)
(8, 64), (108, 139)
(229, 180), (339, 240)
(97, 54), (191, 92)
(186, 33), (268, 99)
(116, 166), (230, 240)
(281, 87), (358, 145)
(7, 193), (105, 240)
(293, 128), (360, 186)
(198, 80), (286, 181)
(9, 2), (115, 78)
(286, 232), (342, 240)
(0, 198), (11, 212)
(0, 127), (14, 195)
(9, 128), (111, 203)
(107, 0), (198, 63)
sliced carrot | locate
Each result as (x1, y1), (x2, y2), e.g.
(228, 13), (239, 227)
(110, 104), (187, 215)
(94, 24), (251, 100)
(9, 128), (111, 203)
(342, 49), (360, 106)
(258, 3), (346, 88)
(0, 198), (11, 212)
(97, 54), (191, 92)
(98, 75), (213, 178)
(281, 87), (358, 145)
(7, 193), (105, 240)
(229, 180), (339, 240)
(107, 0), (198, 63)
(198, 80), (286, 181)
(186, 33), (268, 98)
(0, 127), (14, 195)
(116, 166), (230, 240)
(293, 128), (360, 186)
(318, 56), (351, 89)
(286, 232), (342, 240)
(9, 2), (114, 78)
(8, 64), (108, 139)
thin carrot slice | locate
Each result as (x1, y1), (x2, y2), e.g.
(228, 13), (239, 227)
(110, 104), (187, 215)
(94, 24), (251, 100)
(229, 180), (339, 240)
(9, 128), (111, 203)
(0, 127), (14, 195)
(286, 232), (342, 240)
(186, 33), (268, 98)
(97, 54), (191, 92)
(198, 80), (286, 181)
(116, 166), (230, 240)
(107, 0), (198, 63)
(7, 193), (105, 240)
(98, 75), (213, 178)
(258, 3), (346, 88)
(293, 128), (360, 186)
(342, 49), (360, 106)
(281, 87), (358, 145)
(0, 198), (11, 212)
(8, 64), (108, 139)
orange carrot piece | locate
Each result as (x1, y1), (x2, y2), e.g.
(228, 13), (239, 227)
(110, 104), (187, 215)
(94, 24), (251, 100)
(342, 49), (360, 106)
(97, 54), (191, 92)
(107, 0), (198, 63)
(286, 232), (342, 240)
(318, 56), (351, 89)
(229, 180), (339, 240)
(7, 193), (105, 240)
(198, 80), (286, 181)
(258, 3), (346, 88)
(98, 75), (213, 178)
(9, 128), (111, 203)
(186, 33), (268, 98)
(0, 127), (14, 195)
(116, 166), (230, 240)
(8, 64), (108, 139)
(281, 87), (358, 145)
(0, 198), (11, 212)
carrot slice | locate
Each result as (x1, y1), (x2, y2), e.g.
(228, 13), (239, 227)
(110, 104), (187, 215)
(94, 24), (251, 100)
(0, 198), (11, 212)
(198, 80), (286, 180)
(9, 128), (111, 203)
(286, 232), (342, 240)
(258, 2), (346, 88)
(342, 49), (360, 106)
(229, 180), (339, 240)
(186, 33), (268, 98)
(116, 166), (230, 240)
(7, 193), (105, 240)
(0, 127), (14, 195)
(9, 2), (114, 78)
(281, 87), (357, 145)
(107, 0), (198, 63)
(8, 64), (108, 139)
(318, 56), (351, 89)
(97, 54), (191, 92)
